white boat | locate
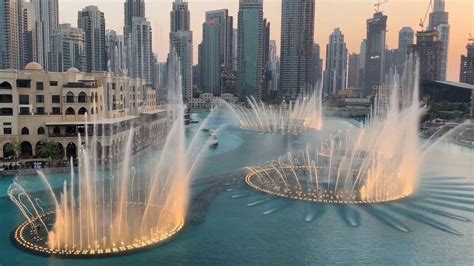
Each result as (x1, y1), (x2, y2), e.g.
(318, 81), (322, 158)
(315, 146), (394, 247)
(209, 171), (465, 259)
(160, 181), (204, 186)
(209, 133), (219, 147)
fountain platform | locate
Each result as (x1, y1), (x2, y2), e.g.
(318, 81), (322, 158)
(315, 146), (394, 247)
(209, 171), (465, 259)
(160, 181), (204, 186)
(11, 203), (184, 258)
(245, 166), (412, 204)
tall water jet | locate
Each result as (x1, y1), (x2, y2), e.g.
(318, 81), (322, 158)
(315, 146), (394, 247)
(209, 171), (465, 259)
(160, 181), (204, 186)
(223, 87), (323, 134)
(8, 50), (191, 257)
(246, 61), (425, 204)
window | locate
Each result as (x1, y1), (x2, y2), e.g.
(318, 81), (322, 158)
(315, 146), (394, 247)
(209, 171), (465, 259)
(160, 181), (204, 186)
(0, 82), (12, 89)
(66, 92), (74, 103)
(52, 95), (61, 103)
(20, 107), (30, 115)
(0, 94), (12, 103)
(21, 127), (29, 135)
(36, 82), (44, 90)
(3, 122), (11, 126)
(52, 107), (61, 114)
(36, 107), (45, 114)
(36, 95), (44, 103)
(0, 108), (13, 116)
(16, 79), (31, 88)
(65, 107), (75, 115)
(50, 81), (58, 86)
(78, 92), (87, 103)
(3, 128), (12, 135)
(37, 127), (45, 135)
(19, 95), (29, 104)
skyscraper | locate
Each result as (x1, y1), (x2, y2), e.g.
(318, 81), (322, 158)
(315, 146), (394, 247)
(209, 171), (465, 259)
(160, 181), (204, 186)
(21, 1), (37, 69)
(460, 39), (474, 85)
(123, 0), (145, 74)
(280, 0), (315, 100)
(429, 0), (450, 81)
(262, 18), (271, 99)
(106, 30), (126, 75)
(358, 39), (366, 89)
(51, 23), (86, 72)
(130, 17), (153, 83)
(348, 53), (360, 89)
(363, 11), (387, 96)
(398, 27), (414, 63)
(205, 9), (233, 71)
(0, 0), (21, 69)
(170, 0), (193, 101)
(312, 43), (323, 86)
(200, 18), (222, 95)
(409, 30), (444, 81)
(237, 0), (264, 101)
(78, 5), (107, 72)
(324, 28), (348, 96)
(31, 0), (58, 71)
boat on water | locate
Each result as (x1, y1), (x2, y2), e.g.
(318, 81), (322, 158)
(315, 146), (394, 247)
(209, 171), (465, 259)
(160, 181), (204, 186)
(209, 132), (219, 148)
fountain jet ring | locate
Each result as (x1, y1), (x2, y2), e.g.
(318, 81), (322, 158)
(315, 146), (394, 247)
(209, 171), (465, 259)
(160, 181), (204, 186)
(245, 166), (413, 204)
(12, 203), (184, 258)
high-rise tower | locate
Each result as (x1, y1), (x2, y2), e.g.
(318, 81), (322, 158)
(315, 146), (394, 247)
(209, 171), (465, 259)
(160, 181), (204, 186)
(0, 0), (22, 69)
(31, 0), (58, 71)
(279, 0), (316, 100)
(170, 0), (193, 101)
(324, 28), (348, 96)
(363, 11), (387, 96)
(428, 0), (450, 81)
(78, 5), (107, 72)
(236, 0), (264, 101)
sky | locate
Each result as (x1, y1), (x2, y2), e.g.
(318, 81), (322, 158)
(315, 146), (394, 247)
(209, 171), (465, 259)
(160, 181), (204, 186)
(60, 0), (473, 81)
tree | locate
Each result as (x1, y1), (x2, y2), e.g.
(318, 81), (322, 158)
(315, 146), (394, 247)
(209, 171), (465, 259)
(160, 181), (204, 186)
(39, 141), (62, 163)
(4, 142), (20, 160)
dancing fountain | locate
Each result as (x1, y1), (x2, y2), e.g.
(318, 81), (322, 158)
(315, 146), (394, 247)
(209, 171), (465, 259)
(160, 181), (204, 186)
(8, 51), (192, 257)
(224, 88), (323, 134)
(246, 67), (424, 204)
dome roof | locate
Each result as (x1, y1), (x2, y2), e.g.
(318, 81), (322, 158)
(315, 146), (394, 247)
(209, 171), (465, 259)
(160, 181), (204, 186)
(67, 67), (80, 73)
(24, 62), (43, 71)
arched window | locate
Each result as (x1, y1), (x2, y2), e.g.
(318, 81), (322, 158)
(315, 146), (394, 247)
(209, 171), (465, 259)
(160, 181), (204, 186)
(78, 92), (87, 103)
(78, 107), (88, 115)
(20, 141), (33, 157)
(0, 81), (12, 90)
(66, 92), (75, 103)
(37, 127), (45, 135)
(21, 127), (29, 135)
(66, 107), (75, 115)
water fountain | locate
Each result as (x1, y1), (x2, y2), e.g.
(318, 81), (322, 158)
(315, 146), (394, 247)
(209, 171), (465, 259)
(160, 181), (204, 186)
(246, 67), (424, 204)
(223, 88), (323, 134)
(8, 51), (192, 257)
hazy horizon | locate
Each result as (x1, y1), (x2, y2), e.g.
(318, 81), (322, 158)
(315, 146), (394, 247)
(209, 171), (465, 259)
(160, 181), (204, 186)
(59, 0), (473, 82)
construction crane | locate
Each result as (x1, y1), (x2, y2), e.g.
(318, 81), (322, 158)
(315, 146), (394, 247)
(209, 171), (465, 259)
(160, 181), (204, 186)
(374, 0), (388, 13)
(419, 0), (433, 30)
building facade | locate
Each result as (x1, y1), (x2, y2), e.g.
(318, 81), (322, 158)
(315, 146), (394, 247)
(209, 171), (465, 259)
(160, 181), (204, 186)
(348, 53), (360, 89)
(363, 12), (387, 96)
(324, 28), (348, 97)
(170, 0), (193, 102)
(460, 40), (474, 85)
(410, 31), (444, 81)
(51, 24), (86, 73)
(200, 19), (222, 95)
(0, 0), (22, 70)
(130, 17), (153, 83)
(237, 0), (264, 102)
(279, 0), (315, 100)
(0, 62), (166, 163)
(21, 1), (37, 69)
(429, 0), (450, 81)
(31, 0), (58, 71)
(106, 30), (126, 76)
(78, 6), (107, 73)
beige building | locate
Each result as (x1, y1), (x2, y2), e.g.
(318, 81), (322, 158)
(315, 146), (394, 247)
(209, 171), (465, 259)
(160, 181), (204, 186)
(0, 62), (167, 164)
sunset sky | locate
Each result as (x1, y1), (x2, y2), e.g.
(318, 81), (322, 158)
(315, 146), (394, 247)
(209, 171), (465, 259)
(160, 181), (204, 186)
(60, 0), (473, 81)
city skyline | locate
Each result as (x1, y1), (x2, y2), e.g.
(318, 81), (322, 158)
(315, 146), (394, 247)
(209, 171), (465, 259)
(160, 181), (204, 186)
(58, 0), (472, 82)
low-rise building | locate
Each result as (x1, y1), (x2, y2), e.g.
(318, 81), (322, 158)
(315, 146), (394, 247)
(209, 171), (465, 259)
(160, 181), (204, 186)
(0, 62), (167, 164)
